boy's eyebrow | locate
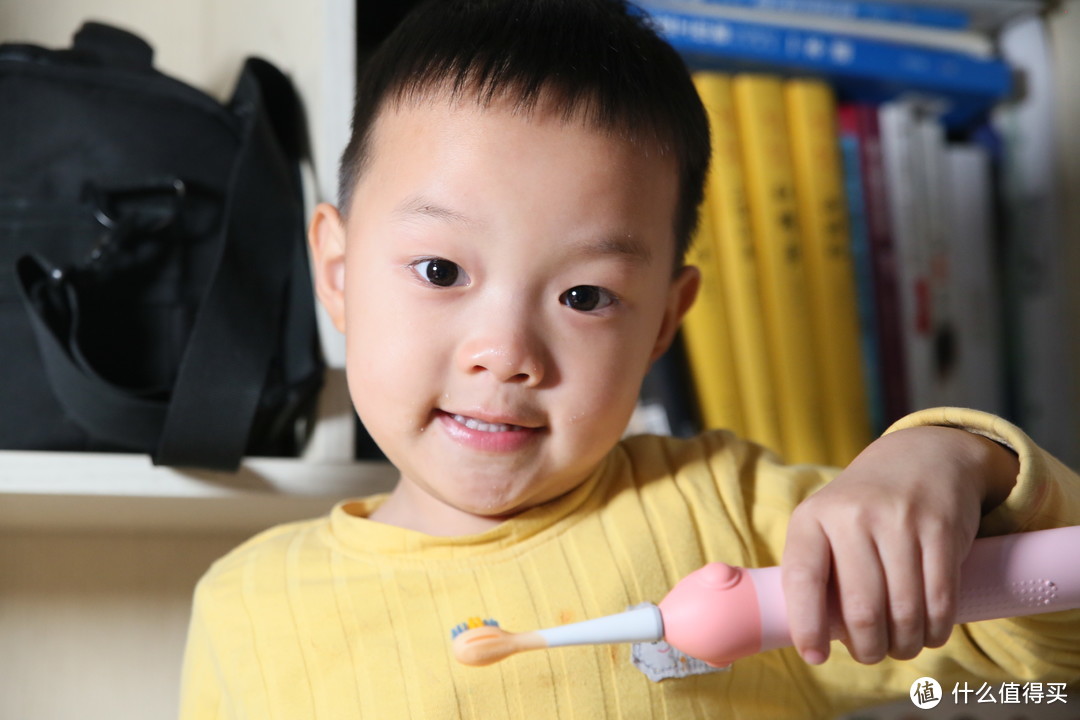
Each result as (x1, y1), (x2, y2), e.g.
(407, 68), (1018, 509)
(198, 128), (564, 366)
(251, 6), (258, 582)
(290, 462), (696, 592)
(393, 195), (476, 226)
(393, 194), (652, 264)
(572, 234), (653, 265)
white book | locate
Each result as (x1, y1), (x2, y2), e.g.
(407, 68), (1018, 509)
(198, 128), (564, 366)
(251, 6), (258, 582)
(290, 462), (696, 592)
(914, 112), (954, 407)
(993, 16), (1079, 467)
(943, 144), (1005, 416)
(879, 99), (934, 412)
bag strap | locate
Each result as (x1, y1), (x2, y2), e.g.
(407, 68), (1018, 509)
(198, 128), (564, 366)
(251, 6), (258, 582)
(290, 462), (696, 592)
(155, 58), (307, 469)
(17, 255), (170, 452)
(17, 58), (309, 470)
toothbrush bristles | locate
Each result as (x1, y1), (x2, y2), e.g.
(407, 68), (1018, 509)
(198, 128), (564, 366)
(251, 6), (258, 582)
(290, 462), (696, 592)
(450, 617), (500, 639)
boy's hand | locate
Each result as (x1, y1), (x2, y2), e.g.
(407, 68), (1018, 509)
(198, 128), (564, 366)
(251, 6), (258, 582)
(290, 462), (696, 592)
(781, 426), (1019, 665)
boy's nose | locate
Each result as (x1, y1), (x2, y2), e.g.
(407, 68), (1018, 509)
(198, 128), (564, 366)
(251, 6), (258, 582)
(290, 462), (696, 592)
(456, 320), (547, 387)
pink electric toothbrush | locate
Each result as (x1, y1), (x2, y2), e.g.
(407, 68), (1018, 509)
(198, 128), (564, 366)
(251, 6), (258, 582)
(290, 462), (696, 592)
(451, 525), (1080, 668)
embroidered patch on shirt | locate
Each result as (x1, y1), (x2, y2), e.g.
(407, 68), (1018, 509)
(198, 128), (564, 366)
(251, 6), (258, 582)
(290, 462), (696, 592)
(631, 640), (727, 682)
(627, 604), (728, 682)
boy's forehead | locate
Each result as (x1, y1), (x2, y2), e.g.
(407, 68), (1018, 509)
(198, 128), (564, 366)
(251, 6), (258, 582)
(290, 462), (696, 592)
(354, 85), (683, 269)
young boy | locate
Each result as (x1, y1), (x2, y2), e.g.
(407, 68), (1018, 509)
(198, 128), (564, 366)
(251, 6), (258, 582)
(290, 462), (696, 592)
(179, 1), (1080, 717)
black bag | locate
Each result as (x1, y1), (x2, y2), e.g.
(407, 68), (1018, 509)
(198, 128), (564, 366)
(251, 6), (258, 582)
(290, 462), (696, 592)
(0, 22), (324, 470)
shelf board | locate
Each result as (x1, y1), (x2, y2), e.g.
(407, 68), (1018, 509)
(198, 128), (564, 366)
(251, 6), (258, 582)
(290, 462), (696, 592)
(0, 450), (397, 534)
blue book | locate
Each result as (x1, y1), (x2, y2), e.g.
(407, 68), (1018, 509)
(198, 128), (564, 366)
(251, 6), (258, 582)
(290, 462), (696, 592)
(838, 132), (886, 436)
(633, 1), (1012, 127)
(680, 0), (970, 30)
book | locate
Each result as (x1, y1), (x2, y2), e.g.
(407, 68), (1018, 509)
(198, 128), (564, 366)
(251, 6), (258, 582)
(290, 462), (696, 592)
(993, 16), (1079, 467)
(913, 109), (955, 408)
(680, 191), (747, 435)
(650, 0), (992, 56)
(942, 143), (1005, 416)
(692, 71), (784, 454)
(633, 0), (1013, 128)
(878, 99), (937, 414)
(667, 0), (1043, 34)
(838, 102), (908, 426)
(785, 78), (871, 464)
(733, 73), (829, 465)
(674, 0), (972, 30)
(837, 124), (886, 437)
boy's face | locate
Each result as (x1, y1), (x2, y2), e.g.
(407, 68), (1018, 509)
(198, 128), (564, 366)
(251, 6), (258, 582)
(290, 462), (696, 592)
(310, 92), (699, 535)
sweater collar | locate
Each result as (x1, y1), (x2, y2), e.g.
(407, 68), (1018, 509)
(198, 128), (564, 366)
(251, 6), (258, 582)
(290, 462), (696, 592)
(327, 452), (615, 561)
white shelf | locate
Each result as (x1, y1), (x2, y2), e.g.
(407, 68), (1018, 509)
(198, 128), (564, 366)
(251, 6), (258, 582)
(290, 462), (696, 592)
(0, 450), (397, 534)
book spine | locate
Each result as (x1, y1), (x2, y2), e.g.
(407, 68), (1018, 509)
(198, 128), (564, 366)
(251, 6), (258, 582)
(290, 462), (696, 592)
(837, 126), (887, 437)
(635, 3), (1012, 126)
(675, 0), (970, 30)
(681, 185), (747, 435)
(995, 17), (1079, 466)
(644, 0), (989, 56)
(733, 73), (829, 465)
(693, 72), (783, 453)
(844, 102), (909, 424)
(943, 144), (1005, 416)
(785, 78), (871, 465)
(879, 99), (934, 413)
(914, 112), (955, 407)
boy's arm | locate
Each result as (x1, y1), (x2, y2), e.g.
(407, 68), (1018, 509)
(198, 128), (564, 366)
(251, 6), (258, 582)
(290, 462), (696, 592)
(781, 407), (1080, 668)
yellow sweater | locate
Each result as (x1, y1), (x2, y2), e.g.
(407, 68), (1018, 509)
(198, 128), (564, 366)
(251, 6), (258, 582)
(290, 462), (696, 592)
(179, 408), (1080, 719)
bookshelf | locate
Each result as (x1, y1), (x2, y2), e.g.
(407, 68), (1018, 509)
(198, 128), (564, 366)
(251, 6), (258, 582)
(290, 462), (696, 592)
(638, 0), (1080, 470)
(0, 450), (396, 534)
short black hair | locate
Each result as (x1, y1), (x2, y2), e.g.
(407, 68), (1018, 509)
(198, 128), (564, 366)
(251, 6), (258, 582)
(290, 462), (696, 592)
(338, 0), (710, 265)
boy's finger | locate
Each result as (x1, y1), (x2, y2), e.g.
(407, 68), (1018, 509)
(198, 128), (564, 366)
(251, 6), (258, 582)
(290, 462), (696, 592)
(832, 537), (888, 664)
(880, 535), (926, 660)
(782, 520), (832, 664)
(921, 528), (960, 648)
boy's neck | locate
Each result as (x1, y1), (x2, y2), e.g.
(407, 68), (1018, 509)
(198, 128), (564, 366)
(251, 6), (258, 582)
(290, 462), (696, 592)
(369, 481), (508, 537)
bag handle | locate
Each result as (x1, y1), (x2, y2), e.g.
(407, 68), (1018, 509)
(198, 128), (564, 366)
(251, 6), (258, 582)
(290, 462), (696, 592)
(155, 58), (308, 469)
(17, 58), (309, 470)
(73, 22), (154, 70)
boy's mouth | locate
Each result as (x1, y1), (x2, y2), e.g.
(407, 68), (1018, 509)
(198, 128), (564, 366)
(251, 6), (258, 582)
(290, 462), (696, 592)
(449, 413), (525, 433)
(435, 409), (544, 452)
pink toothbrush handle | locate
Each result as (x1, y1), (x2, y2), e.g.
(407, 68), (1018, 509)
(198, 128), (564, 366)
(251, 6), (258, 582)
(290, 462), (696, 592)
(659, 525), (1080, 667)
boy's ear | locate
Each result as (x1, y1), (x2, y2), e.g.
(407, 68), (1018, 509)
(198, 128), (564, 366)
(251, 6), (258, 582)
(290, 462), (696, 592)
(308, 202), (348, 333)
(649, 264), (701, 364)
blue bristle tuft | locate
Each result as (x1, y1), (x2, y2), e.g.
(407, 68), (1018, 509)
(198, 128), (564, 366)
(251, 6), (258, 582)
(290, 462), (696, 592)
(450, 617), (500, 639)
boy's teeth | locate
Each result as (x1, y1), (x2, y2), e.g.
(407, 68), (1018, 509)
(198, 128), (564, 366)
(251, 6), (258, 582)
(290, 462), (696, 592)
(452, 414), (518, 433)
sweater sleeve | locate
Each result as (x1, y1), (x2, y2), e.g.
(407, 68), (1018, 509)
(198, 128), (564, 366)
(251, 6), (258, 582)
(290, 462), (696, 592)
(885, 406), (1080, 535)
(808, 407), (1080, 716)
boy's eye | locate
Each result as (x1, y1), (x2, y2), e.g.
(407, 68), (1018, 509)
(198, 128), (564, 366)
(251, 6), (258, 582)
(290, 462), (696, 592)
(411, 258), (468, 287)
(560, 285), (616, 312)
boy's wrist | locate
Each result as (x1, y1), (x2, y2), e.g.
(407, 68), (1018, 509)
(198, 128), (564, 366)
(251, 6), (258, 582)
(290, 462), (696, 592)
(882, 407), (1022, 515)
(959, 429), (1019, 513)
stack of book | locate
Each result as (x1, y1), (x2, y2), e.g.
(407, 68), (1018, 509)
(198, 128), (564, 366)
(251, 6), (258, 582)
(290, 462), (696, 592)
(631, 0), (1066, 467)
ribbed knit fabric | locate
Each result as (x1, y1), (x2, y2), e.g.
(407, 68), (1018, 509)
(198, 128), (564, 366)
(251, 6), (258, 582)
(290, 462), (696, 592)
(180, 408), (1080, 719)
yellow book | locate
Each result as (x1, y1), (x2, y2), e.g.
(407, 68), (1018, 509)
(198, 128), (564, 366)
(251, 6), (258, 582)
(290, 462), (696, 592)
(785, 79), (872, 466)
(692, 72), (783, 454)
(732, 74), (829, 465)
(681, 198), (745, 435)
